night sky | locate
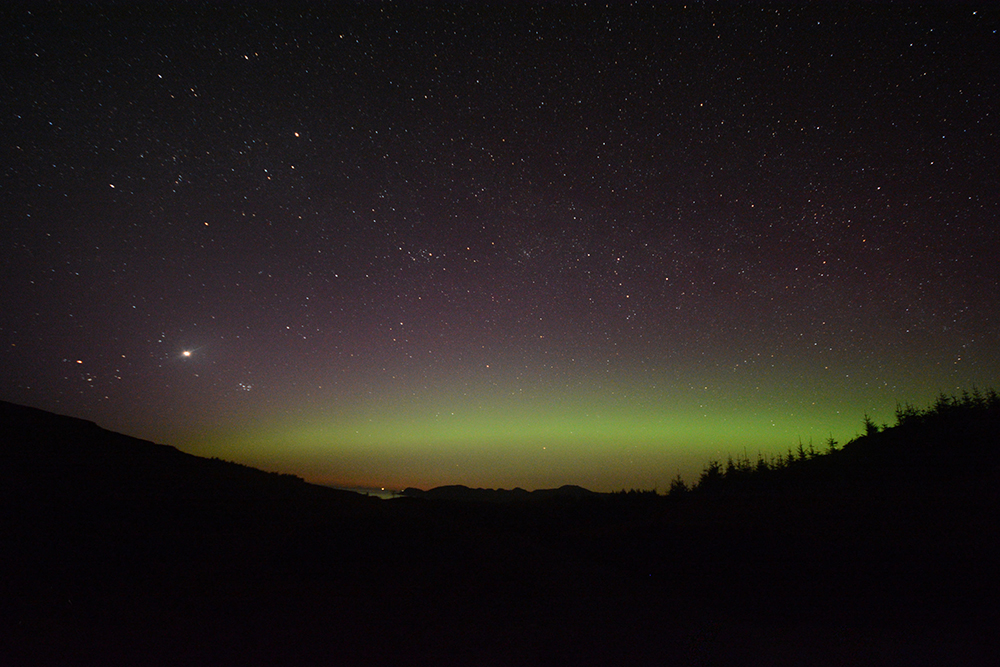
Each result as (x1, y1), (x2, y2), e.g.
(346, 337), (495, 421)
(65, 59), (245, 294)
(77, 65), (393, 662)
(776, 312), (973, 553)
(3, 3), (998, 492)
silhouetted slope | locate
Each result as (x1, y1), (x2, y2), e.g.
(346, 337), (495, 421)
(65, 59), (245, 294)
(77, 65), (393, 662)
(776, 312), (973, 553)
(0, 401), (397, 665)
(1, 400), (383, 579)
(3, 398), (998, 666)
(687, 389), (1000, 496)
(836, 392), (1000, 488)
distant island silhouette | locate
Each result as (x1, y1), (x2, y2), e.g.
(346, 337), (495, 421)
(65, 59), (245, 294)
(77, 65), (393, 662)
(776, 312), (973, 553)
(2, 393), (998, 665)
(402, 483), (598, 502)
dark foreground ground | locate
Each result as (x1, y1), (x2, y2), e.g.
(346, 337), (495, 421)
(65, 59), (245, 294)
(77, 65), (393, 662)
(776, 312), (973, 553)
(2, 400), (997, 666)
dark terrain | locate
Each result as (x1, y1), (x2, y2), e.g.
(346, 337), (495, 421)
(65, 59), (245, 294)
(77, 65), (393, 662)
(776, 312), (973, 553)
(2, 396), (998, 666)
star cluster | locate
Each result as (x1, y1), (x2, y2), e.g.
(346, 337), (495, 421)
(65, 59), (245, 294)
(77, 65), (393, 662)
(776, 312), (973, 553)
(2, 4), (998, 490)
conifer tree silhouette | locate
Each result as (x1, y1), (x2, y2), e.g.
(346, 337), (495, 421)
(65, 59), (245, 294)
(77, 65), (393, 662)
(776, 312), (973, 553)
(668, 474), (688, 497)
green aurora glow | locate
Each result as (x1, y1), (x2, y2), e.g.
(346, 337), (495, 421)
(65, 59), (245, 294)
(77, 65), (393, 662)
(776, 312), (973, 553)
(177, 365), (976, 492)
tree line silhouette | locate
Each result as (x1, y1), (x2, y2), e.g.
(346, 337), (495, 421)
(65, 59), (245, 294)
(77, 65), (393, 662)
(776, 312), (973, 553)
(667, 387), (1000, 497)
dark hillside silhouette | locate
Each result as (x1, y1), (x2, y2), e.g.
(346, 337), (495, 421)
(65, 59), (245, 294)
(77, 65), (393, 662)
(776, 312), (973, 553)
(3, 397), (998, 666)
(687, 388), (1000, 496)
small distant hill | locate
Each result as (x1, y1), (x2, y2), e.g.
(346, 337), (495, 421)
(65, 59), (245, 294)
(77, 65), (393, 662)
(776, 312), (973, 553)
(402, 483), (597, 502)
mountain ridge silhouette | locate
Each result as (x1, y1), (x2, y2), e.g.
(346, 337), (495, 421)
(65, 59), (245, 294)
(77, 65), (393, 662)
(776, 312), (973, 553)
(3, 396), (998, 666)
